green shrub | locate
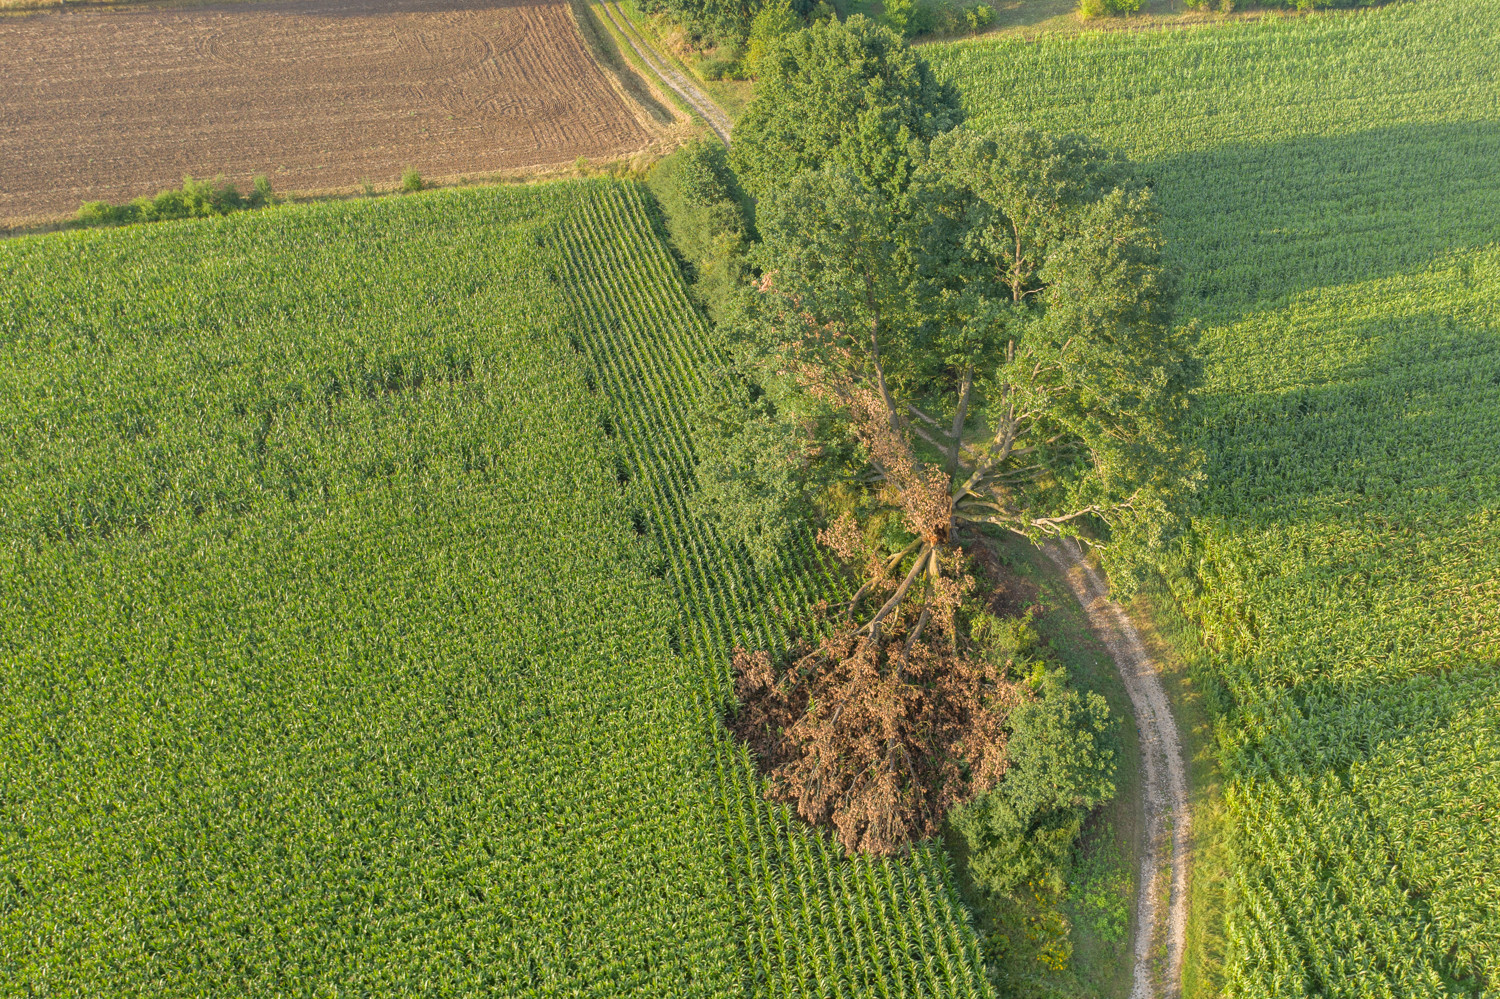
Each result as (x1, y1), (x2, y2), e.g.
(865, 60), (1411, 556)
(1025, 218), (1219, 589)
(139, 175), (245, 221)
(401, 168), (424, 193)
(882, 0), (920, 37)
(730, 16), (962, 199)
(250, 175), (274, 207)
(950, 657), (1117, 898)
(886, 0), (994, 39)
(1079, 0), (1141, 17)
(76, 200), (133, 227)
(743, 0), (801, 73)
(645, 141), (753, 324)
(74, 175), (274, 229)
(1065, 829), (1131, 946)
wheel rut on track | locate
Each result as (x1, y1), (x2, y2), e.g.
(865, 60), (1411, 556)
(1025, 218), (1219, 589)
(597, 2), (732, 145)
(1044, 539), (1190, 999)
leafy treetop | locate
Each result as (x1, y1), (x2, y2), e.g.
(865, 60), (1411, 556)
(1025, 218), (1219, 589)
(730, 15), (964, 201)
(743, 126), (1197, 605)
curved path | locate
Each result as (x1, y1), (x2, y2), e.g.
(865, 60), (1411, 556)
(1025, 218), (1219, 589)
(596, 2), (733, 146)
(1044, 540), (1190, 999)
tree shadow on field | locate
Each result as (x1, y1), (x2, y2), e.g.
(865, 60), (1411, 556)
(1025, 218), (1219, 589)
(1156, 118), (1500, 673)
(1186, 295), (1500, 675)
(1189, 310), (1500, 995)
(1144, 119), (1500, 323)
(1137, 118), (1500, 998)
(1194, 303), (1500, 519)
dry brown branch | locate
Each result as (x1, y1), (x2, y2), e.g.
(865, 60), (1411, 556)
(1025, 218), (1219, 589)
(729, 585), (1023, 855)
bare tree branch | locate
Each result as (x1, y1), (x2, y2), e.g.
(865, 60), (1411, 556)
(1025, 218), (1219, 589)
(859, 546), (932, 640)
(845, 539), (922, 620)
(904, 402), (946, 429)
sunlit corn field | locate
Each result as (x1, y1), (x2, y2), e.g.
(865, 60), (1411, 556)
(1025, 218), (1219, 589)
(0, 182), (995, 996)
(930, 1), (1500, 994)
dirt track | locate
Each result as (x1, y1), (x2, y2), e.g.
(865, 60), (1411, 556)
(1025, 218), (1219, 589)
(0, 0), (654, 225)
(1045, 540), (1190, 999)
(597, 1), (730, 146)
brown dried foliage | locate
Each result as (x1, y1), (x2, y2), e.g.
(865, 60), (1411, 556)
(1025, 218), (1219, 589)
(843, 385), (954, 547)
(735, 273), (1035, 855)
(729, 575), (1024, 856)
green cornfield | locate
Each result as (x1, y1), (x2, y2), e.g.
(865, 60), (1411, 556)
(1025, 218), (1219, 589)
(0, 182), (994, 996)
(930, 0), (1500, 994)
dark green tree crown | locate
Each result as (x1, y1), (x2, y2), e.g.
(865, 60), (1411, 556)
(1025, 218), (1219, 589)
(731, 15), (964, 201)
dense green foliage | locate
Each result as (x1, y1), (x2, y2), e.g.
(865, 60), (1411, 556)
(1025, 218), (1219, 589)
(953, 672), (1115, 900)
(76, 174), (273, 227)
(930, 1), (1500, 993)
(635, 0), (770, 48)
(730, 15), (963, 199)
(1077, 0), (1140, 19)
(885, 0), (993, 39)
(644, 139), (815, 565)
(952, 614), (1115, 899)
(645, 141), (753, 324)
(744, 0), (804, 70)
(952, 656), (1117, 994)
(722, 126), (1195, 578)
(0, 182), (999, 995)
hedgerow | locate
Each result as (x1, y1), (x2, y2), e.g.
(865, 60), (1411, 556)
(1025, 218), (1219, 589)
(645, 141), (753, 324)
(929, 0), (1500, 993)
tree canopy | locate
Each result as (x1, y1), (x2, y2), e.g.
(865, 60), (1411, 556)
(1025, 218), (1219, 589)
(730, 15), (963, 200)
(715, 125), (1193, 855)
(635, 0), (765, 49)
(746, 127), (1196, 591)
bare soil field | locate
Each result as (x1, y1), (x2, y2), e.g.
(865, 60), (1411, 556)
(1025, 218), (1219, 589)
(0, 0), (657, 226)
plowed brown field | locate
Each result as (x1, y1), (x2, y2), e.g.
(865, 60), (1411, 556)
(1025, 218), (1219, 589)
(0, 0), (654, 225)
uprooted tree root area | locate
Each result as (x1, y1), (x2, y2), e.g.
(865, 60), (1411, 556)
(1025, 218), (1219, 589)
(729, 543), (1037, 856)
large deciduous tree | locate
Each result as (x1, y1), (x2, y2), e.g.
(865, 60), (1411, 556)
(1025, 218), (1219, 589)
(726, 126), (1195, 853)
(754, 127), (1194, 619)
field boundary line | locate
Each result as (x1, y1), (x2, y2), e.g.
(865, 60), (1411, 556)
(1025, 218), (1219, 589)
(596, 1), (732, 145)
(1045, 540), (1190, 999)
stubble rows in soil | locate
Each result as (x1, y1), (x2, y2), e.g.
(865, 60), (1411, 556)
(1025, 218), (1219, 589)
(0, 0), (651, 225)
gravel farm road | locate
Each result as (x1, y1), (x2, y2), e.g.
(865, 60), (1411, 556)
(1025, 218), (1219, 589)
(1046, 539), (1191, 999)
